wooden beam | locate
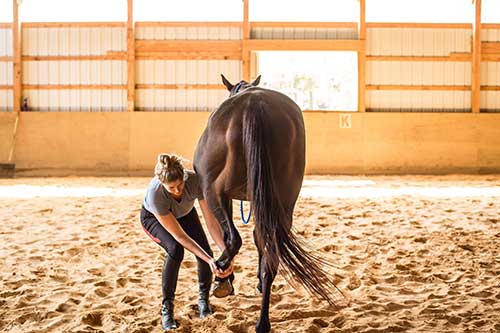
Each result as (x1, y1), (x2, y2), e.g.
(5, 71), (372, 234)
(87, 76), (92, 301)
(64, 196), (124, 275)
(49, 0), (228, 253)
(135, 21), (242, 28)
(367, 54), (472, 62)
(481, 42), (500, 54)
(23, 85), (127, 90)
(472, 0), (482, 113)
(358, 0), (366, 113)
(482, 54), (500, 62)
(22, 22), (127, 28)
(482, 23), (500, 29)
(0, 56), (14, 62)
(243, 39), (364, 51)
(481, 86), (500, 91)
(366, 85), (471, 91)
(250, 22), (358, 29)
(13, 0), (21, 114)
(0, 85), (14, 90)
(0, 23), (13, 28)
(136, 84), (224, 90)
(136, 52), (241, 60)
(22, 52), (127, 61)
(127, 0), (135, 112)
(136, 40), (242, 53)
(367, 22), (472, 29)
(242, 0), (250, 81)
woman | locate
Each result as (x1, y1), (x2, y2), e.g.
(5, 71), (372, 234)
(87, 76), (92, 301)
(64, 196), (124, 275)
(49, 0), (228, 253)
(141, 153), (234, 330)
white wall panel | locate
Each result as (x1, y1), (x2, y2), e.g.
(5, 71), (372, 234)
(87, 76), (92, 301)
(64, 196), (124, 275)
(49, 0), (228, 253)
(136, 26), (242, 40)
(136, 60), (241, 84)
(0, 62), (12, 85)
(22, 60), (126, 85)
(481, 62), (500, 86)
(481, 91), (500, 111)
(23, 89), (126, 111)
(0, 90), (13, 111)
(367, 91), (471, 111)
(23, 27), (126, 55)
(481, 28), (500, 42)
(251, 27), (357, 40)
(0, 28), (12, 56)
(136, 89), (228, 111)
(367, 28), (471, 56)
(367, 61), (471, 86)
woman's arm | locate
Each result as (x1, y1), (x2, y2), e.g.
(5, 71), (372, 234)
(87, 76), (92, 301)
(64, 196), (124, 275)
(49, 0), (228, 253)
(155, 212), (214, 265)
(199, 199), (226, 252)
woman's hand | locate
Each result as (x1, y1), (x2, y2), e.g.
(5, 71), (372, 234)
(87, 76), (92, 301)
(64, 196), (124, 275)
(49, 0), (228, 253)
(209, 259), (233, 279)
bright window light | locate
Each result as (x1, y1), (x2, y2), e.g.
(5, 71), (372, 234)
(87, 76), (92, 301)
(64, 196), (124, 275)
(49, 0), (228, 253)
(258, 51), (358, 111)
(250, 0), (359, 22)
(19, 0), (126, 22)
(366, 0), (473, 23)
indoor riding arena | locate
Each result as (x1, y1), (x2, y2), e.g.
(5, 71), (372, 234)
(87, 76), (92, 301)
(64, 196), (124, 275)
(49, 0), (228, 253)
(1, 0), (500, 332)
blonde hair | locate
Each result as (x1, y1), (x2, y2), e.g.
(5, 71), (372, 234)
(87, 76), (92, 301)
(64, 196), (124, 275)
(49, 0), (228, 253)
(155, 154), (186, 184)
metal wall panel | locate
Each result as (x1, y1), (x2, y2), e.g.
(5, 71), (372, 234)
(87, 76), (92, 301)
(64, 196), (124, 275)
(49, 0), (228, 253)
(0, 28), (12, 56)
(23, 27), (126, 55)
(366, 27), (472, 111)
(251, 27), (358, 40)
(136, 89), (228, 111)
(481, 28), (500, 42)
(481, 91), (500, 111)
(23, 89), (126, 112)
(136, 60), (241, 84)
(367, 91), (471, 112)
(0, 62), (12, 85)
(0, 91), (13, 111)
(136, 26), (241, 40)
(481, 28), (500, 111)
(136, 60), (240, 111)
(367, 61), (471, 86)
(0, 27), (13, 111)
(367, 28), (471, 56)
(21, 26), (127, 111)
(23, 60), (126, 85)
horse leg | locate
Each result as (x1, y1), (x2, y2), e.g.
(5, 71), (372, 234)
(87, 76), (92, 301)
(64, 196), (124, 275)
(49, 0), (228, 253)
(253, 229), (262, 294)
(255, 253), (278, 333)
(205, 192), (242, 270)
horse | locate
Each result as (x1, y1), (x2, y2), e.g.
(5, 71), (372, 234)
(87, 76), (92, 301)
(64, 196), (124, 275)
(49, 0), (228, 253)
(193, 75), (344, 333)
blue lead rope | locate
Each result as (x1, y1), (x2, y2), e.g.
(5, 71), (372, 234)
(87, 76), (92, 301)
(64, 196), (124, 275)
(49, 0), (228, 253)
(240, 200), (252, 224)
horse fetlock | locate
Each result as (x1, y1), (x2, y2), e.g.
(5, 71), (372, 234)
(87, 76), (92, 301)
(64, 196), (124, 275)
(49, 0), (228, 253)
(215, 251), (231, 270)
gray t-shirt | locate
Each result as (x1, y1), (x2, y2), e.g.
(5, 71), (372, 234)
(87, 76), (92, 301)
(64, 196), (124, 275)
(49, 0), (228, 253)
(143, 171), (204, 218)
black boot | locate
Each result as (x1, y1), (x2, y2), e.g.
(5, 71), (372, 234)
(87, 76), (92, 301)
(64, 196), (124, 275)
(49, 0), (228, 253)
(161, 301), (177, 330)
(161, 255), (181, 330)
(198, 281), (213, 318)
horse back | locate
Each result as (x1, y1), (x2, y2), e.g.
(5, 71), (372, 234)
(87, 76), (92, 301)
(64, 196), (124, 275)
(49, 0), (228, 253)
(194, 87), (305, 205)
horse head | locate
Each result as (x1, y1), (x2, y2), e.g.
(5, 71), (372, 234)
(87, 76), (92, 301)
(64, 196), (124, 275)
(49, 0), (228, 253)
(221, 74), (261, 97)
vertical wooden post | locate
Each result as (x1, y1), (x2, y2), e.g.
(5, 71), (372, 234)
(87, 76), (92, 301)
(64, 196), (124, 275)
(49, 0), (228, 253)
(357, 0), (366, 113)
(127, 0), (135, 112)
(471, 0), (482, 113)
(13, 0), (21, 113)
(242, 0), (251, 81)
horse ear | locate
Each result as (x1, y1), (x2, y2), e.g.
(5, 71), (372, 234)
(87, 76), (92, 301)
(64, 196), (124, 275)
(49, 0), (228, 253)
(251, 75), (261, 86)
(221, 74), (234, 91)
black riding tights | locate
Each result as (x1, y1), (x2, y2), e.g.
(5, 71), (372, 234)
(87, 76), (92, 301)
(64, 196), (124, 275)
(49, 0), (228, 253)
(140, 206), (214, 305)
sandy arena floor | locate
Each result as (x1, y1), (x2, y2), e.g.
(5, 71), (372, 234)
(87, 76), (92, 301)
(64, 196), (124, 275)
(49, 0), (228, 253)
(0, 176), (499, 333)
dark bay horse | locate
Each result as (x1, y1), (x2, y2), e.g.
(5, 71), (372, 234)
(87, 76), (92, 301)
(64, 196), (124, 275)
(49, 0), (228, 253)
(193, 75), (343, 333)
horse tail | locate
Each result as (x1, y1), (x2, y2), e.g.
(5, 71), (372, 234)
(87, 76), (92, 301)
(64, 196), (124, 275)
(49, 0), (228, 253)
(243, 102), (344, 308)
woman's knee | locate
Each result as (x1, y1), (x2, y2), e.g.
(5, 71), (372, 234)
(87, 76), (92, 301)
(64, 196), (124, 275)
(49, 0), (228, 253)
(167, 244), (185, 262)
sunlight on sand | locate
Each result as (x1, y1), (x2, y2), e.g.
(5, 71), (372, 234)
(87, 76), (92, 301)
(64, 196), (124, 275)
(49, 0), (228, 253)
(0, 185), (144, 199)
(1, 179), (500, 199)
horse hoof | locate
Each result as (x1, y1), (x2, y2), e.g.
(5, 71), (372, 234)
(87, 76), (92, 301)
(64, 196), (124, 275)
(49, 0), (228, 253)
(212, 279), (234, 298)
